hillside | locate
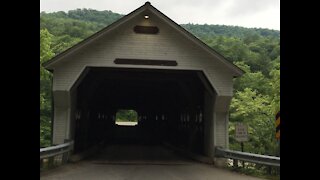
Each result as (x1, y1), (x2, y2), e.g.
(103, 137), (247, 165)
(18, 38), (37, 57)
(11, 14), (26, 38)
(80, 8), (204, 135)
(40, 8), (279, 40)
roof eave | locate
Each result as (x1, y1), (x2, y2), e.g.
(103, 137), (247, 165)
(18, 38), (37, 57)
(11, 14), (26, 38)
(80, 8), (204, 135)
(146, 4), (245, 77)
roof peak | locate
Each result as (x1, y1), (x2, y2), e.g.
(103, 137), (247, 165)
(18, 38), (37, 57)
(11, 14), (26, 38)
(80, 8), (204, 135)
(145, 2), (151, 6)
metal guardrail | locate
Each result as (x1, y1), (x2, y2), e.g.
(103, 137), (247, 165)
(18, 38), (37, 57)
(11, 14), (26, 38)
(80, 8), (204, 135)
(215, 147), (280, 167)
(40, 141), (74, 170)
(40, 141), (74, 159)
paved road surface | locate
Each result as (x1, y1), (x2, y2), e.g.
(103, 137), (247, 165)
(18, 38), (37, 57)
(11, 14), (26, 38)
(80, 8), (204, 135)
(40, 144), (264, 180)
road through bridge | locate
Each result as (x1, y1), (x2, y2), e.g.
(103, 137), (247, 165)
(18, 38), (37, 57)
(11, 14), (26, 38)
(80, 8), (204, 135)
(40, 144), (264, 180)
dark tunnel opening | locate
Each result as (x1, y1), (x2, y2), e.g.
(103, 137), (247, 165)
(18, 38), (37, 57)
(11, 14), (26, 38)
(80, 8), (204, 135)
(73, 67), (214, 159)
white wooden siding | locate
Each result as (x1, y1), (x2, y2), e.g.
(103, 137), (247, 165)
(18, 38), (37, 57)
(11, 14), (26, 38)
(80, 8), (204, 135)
(215, 112), (228, 148)
(51, 13), (234, 97)
(51, 10), (234, 147)
(53, 107), (68, 144)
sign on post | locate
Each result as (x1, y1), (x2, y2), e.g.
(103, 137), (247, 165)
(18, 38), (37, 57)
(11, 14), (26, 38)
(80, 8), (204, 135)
(235, 123), (248, 142)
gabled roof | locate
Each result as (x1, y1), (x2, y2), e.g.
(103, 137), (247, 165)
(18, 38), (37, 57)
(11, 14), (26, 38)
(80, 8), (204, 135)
(43, 2), (244, 77)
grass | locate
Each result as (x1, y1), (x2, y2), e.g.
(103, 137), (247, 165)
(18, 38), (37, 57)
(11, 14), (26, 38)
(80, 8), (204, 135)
(227, 160), (280, 180)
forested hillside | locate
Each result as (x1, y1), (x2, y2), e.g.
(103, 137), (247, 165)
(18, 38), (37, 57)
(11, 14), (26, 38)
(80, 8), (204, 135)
(40, 8), (280, 168)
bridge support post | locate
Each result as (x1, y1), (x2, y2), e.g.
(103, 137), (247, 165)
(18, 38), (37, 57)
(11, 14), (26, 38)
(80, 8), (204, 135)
(212, 96), (232, 168)
(52, 91), (71, 145)
(214, 158), (228, 167)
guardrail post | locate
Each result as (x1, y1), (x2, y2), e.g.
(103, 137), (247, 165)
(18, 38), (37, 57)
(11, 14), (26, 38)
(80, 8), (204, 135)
(62, 139), (71, 164)
(62, 152), (67, 164)
(233, 159), (238, 169)
(267, 166), (272, 175)
(40, 159), (44, 169)
(48, 156), (54, 168)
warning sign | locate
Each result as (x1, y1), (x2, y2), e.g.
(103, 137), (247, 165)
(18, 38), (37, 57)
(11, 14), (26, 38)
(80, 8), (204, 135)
(276, 111), (280, 140)
(235, 123), (248, 142)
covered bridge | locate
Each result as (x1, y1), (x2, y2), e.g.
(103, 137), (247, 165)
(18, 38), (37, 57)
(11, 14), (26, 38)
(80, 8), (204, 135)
(43, 2), (244, 166)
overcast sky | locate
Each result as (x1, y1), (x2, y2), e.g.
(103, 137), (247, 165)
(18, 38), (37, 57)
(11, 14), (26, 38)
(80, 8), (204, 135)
(40, 0), (280, 30)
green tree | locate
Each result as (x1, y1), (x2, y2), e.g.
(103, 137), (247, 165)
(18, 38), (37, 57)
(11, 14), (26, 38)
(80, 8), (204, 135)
(233, 61), (271, 95)
(269, 60), (280, 113)
(40, 29), (54, 147)
(116, 110), (138, 122)
(229, 88), (277, 155)
(51, 34), (82, 54)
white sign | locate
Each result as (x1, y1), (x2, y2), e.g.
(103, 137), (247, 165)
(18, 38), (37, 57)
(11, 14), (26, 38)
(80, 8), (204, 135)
(235, 123), (248, 142)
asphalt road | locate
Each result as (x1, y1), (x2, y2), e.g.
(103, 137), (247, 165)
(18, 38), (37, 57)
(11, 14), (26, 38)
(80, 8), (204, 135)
(40, 144), (265, 180)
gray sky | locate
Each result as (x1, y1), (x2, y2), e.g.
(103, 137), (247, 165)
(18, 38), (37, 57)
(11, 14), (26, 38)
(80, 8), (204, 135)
(40, 0), (280, 30)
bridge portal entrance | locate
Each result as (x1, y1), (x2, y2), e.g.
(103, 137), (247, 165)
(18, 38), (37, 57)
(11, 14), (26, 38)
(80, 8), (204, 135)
(71, 67), (215, 158)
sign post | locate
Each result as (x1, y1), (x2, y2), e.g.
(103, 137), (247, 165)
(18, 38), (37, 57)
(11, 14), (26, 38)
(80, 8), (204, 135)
(235, 123), (248, 168)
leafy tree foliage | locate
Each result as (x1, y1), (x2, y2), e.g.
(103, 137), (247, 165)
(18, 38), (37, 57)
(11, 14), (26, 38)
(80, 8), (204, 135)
(182, 24), (279, 39)
(116, 110), (138, 122)
(40, 9), (123, 55)
(233, 61), (271, 95)
(229, 88), (277, 155)
(40, 29), (54, 147)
